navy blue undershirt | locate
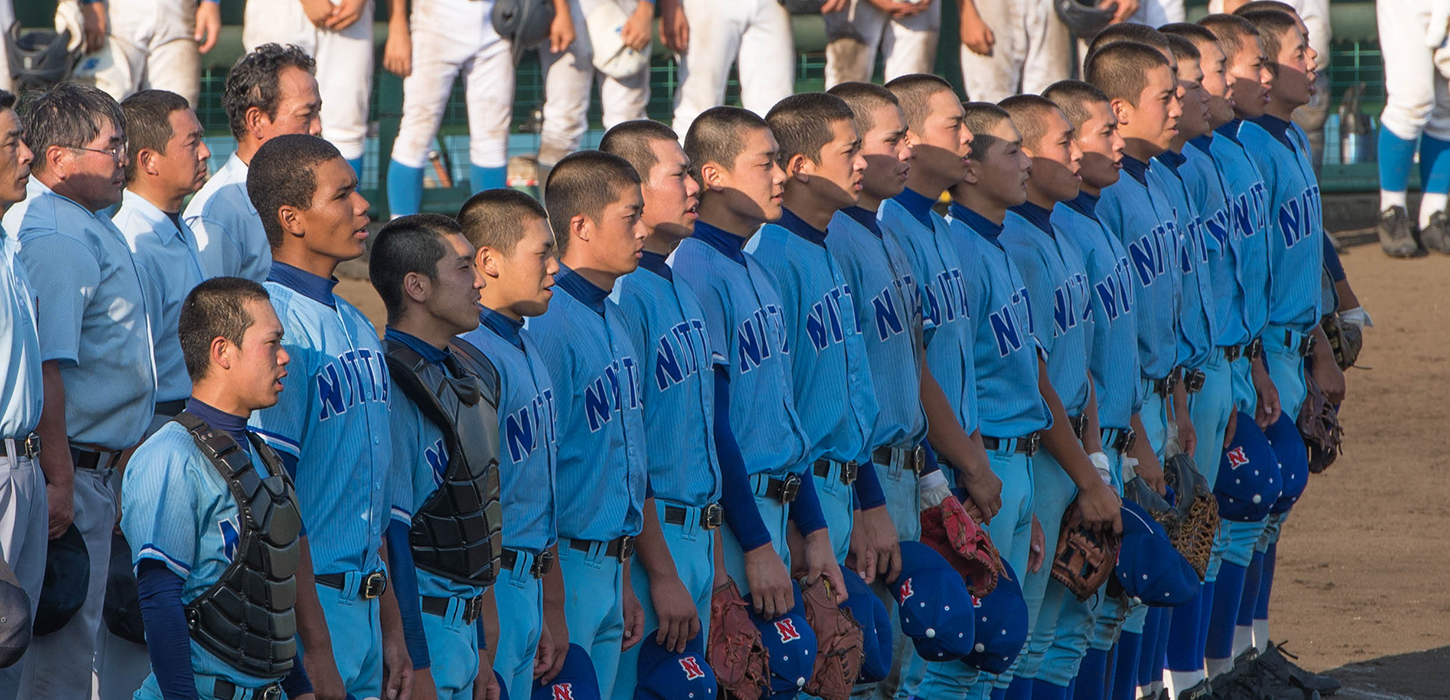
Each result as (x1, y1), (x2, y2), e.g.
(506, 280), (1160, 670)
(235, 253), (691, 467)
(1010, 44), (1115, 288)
(1010, 201), (1055, 237)
(1065, 191), (1100, 221)
(1189, 135), (1214, 156)
(638, 250), (672, 281)
(1120, 155), (1152, 188)
(842, 206), (883, 238)
(555, 263), (611, 315)
(692, 220), (750, 265)
(266, 262), (338, 309)
(480, 307), (526, 352)
(1216, 119), (1246, 144)
(1249, 114), (1297, 151)
(775, 207), (829, 247)
(894, 187), (939, 230)
(948, 202), (1005, 246)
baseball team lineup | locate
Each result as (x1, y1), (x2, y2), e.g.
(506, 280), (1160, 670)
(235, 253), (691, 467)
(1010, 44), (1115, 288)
(0, 0), (1386, 699)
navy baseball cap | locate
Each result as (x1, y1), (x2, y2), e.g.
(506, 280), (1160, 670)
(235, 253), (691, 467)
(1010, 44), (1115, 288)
(497, 671), (510, 700)
(839, 570), (891, 682)
(1215, 414), (1282, 522)
(1263, 413), (1308, 515)
(1117, 501), (1198, 606)
(35, 524), (89, 637)
(635, 631), (717, 700)
(745, 583), (816, 698)
(0, 557), (32, 668)
(532, 644), (602, 700)
(893, 541), (977, 662)
(962, 560), (1028, 674)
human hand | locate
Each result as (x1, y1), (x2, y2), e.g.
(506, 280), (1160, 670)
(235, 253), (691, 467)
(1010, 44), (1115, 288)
(800, 531), (848, 603)
(303, 648), (346, 700)
(660, 0), (689, 53)
(80, 1), (108, 53)
(539, 606), (569, 683)
(959, 7), (995, 56)
(1224, 410), (1238, 449)
(1313, 354), (1347, 405)
(411, 668), (439, 700)
(549, 9), (576, 54)
(1028, 515), (1045, 573)
(473, 664), (501, 700)
(621, 2), (654, 51)
(47, 483), (74, 539)
(1133, 453), (1166, 496)
(956, 461), (1002, 523)
(621, 584), (646, 652)
(742, 545), (794, 619)
(326, 0), (368, 29)
(384, 24), (413, 77)
(381, 629), (415, 700)
(301, 0), (335, 27)
(194, 1), (221, 53)
(648, 572), (702, 652)
(1104, 0), (1137, 24)
(1076, 481), (1123, 535)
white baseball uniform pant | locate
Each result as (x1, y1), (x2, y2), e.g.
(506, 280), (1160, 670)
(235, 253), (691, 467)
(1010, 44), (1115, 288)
(671, 0), (795, 136)
(0, 449), (46, 700)
(0, 0), (15, 92)
(537, 0), (650, 167)
(1128, 0), (1184, 27)
(94, 0), (201, 106)
(1376, 0), (1450, 141)
(389, 0), (514, 171)
(958, 0), (1070, 103)
(823, 0), (941, 88)
(243, 0), (375, 162)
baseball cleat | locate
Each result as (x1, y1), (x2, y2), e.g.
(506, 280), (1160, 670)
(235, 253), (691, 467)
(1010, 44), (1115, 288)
(1420, 211), (1450, 255)
(1376, 206), (1423, 258)
(1253, 643), (1342, 696)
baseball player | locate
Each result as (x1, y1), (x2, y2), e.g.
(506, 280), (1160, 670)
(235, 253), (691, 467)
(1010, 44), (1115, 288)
(184, 44), (322, 281)
(528, 151), (653, 697)
(454, 190), (570, 700)
(246, 134), (415, 700)
(956, 0), (1075, 104)
(75, 0), (222, 106)
(0, 88), (41, 700)
(119, 276), (314, 700)
(384, 0), (516, 217)
(822, 0), (940, 88)
(2, 84), (155, 700)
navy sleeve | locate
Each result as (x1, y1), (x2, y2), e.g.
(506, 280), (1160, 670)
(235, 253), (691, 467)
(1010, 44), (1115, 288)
(714, 367), (773, 552)
(385, 520), (431, 670)
(851, 460), (886, 510)
(920, 440), (942, 476)
(280, 655), (313, 697)
(136, 560), (198, 700)
(1322, 235), (1346, 282)
(276, 453), (307, 536)
(788, 473), (828, 535)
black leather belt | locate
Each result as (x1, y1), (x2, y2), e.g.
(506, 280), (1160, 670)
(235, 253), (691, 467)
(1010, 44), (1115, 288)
(1151, 368), (1182, 397)
(155, 399), (187, 417)
(316, 571), (388, 599)
(70, 446), (122, 471)
(753, 473), (802, 503)
(1285, 330), (1317, 357)
(981, 432), (1040, 457)
(1183, 369), (1206, 394)
(0, 434), (41, 458)
(567, 535), (635, 561)
(1102, 427), (1137, 454)
(1245, 338), (1264, 361)
(500, 548), (554, 578)
(812, 458), (858, 485)
(871, 445), (925, 474)
(213, 679), (280, 700)
(663, 503), (723, 530)
(1223, 345), (1242, 362)
(1069, 414), (1088, 439)
(422, 594), (485, 624)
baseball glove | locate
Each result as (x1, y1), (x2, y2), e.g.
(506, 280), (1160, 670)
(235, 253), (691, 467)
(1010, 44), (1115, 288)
(1320, 313), (1363, 370)
(920, 494), (1005, 597)
(708, 578), (771, 700)
(798, 576), (864, 700)
(1051, 499), (1121, 602)
(1162, 453), (1219, 580)
(1297, 373), (1344, 474)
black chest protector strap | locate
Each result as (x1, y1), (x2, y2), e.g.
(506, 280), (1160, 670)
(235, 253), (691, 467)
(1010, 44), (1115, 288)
(384, 340), (504, 587)
(172, 412), (303, 678)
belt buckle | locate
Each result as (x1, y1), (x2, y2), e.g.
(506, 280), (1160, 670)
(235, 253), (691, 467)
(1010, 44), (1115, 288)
(1225, 346), (1241, 362)
(1185, 370), (1206, 394)
(1247, 338), (1264, 360)
(910, 446), (925, 474)
(465, 595), (484, 624)
(617, 535), (636, 561)
(841, 460), (858, 485)
(1121, 428), (1138, 455)
(779, 473), (802, 503)
(361, 571), (387, 599)
(702, 503), (723, 529)
(1022, 432), (1041, 457)
(532, 549), (554, 578)
(22, 434), (41, 457)
(1071, 414), (1088, 438)
(260, 685), (282, 700)
(1301, 335), (1318, 358)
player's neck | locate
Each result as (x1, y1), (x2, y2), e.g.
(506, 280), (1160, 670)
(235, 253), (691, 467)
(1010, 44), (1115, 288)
(388, 313), (455, 351)
(127, 179), (188, 214)
(697, 197), (763, 239)
(904, 170), (948, 202)
(1079, 182), (1102, 197)
(189, 379), (253, 420)
(1121, 137), (1165, 164)
(780, 187), (839, 232)
(643, 225), (688, 256)
(1025, 186), (1062, 211)
(1264, 98), (1299, 122)
(272, 245), (341, 281)
(955, 187), (1007, 225)
(478, 290), (524, 322)
(234, 138), (263, 166)
(559, 251), (624, 291)
(856, 189), (885, 213)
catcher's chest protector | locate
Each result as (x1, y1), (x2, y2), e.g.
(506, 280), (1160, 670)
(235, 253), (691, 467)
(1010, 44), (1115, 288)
(386, 340), (504, 588)
(174, 412), (302, 678)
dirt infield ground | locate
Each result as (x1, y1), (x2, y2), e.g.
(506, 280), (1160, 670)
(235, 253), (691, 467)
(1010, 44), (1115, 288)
(334, 235), (1450, 699)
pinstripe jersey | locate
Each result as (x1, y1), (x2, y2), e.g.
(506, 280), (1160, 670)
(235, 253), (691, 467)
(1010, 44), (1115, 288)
(1054, 194), (1142, 427)
(115, 190), (206, 404)
(825, 207), (928, 450)
(611, 253), (722, 507)
(1150, 151), (1218, 370)
(670, 222), (809, 478)
(456, 310), (559, 554)
(946, 203), (1052, 438)
(249, 263), (393, 575)
(880, 190), (978, 435)
(1096, 156), (1182, 381)
(746, 209), (878, 466)
(1240, 116), (1324, 333)
(0, 223), (42, 439)
(1003, 203), (1092, 416)
(1210, 122), (1272, 341)
(1181, 137), (1248, 348)
(524, 266), (647, 542)
(184, 153), (271, 281)
(4, 179), (156, 450)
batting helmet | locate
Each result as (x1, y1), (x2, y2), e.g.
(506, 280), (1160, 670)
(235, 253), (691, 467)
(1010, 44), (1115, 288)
(1055, 0), (1117, 40)
(5, 24), (78, 93)
(493, 0), (556, 65)
(34, 524), (89, 637)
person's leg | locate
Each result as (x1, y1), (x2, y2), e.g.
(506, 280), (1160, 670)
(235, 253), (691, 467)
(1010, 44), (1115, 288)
(0, 452), (46, 699)
(312, 1), (376, 168)
(1415, 73), (1450, 246)
(537, 0), (595, 169)
(88, 0), (148, 103)
(958, 0), (1019, 102)
(671, 0), (747, 134)
(879, 0), (941, 82)
(1020, 0), (1070, 96)
(824, 0), (886, 88)
(423, 595), (484, 700)
(1376, 0), (1433, 255)
(558, 547), (625, 696)
(141, 0), (201, 106)
(1232, 550), (1263, 662)
(815, 463), (857, 562)
(598, 70), (651, 131)
(735, 0), (797, 117)
(492, 562), (545, 700)
(462, 36), (517, 193)
(1015, 451), (1079, 687)
(387, 18), (466, 217)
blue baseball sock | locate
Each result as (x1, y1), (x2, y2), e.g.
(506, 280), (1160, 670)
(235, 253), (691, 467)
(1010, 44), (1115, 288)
(1166, 589), (1203, 672)
(1153, 609), (1171, 685)
(1034, 679), (1069, 700)
(386, 160), (426, 218)
(1252, 543), (1277, 649)
(1418, 134), (1450, 195)
(1138, 608), (1161, 689)
(471, 164), (507, 193)
(1238, 551), (1264, 630)
(1068, 676), (1078, 700)
(1378, 127), (1418, 197)
(1196, 580), (1215, 663)
(1112, 633), (1142, 700)
(1006, 675), (1033, 700)
(1205, 562), (1244, 663)
(346, 157), (365, 180)
(992, 686), (1008, 700)
(1076, 649), (1109, 700)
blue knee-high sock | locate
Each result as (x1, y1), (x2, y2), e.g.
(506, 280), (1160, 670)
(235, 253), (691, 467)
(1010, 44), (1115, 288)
(346, 157), (365, 179)
(992, 686), (1009, 700)
(1007, 675), (1033, 700)
(1113, 633), (1142, 700)
(1137, 608), (1161, 688)
(1076, 649), (1109, 700)
(1034, 679), (1070, 700)
(1379, 127), (1419, 195)
(1196, 580), (1215, 663)
(1419, 134), (1450, 195)
(1068, 677), (1078, 700)
(1237, 551), (1264, 630)
(1254, 543), (1277, 623)
(386, 160), (426, 217)
(1206, 563), (1245, 661)
(1166, 589), (1204, 672)
(1154, 610), (1172, 684)
(471, 164), (507, 193)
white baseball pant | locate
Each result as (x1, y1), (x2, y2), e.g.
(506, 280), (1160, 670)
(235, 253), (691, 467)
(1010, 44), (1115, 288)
(243, 0), (375, 162)
(0, 0), (14, 92)
(671, 0), (795, 136)
(1376, 0), (1450, 141)
(959, 0), (1070, 103)
(93, 0), (202, 106)
(537, 0), (650, 167)
(0, 450), (46, 700)
(1128, 0), (1184, 27)
(823, 0), (941, 88)
(389, 0), (514, 171)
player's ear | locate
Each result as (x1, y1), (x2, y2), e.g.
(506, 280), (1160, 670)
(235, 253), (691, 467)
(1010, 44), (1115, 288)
(209, 334), (232, 374)
(568, 212), (591, 245)
(402, 269), (432, 305)
(698, 161), (727, 192)
(786, 152), (811, 181)
(963, 155), (981, 186)
(473, 246), (500, 279)
(243, 105), (268, 141)
(1110, 98), (1132, 129)
(276, 204), (307, 239)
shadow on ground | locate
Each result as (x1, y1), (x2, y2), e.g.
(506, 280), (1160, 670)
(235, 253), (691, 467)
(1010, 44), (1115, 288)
(1324, 645), (1449, 700)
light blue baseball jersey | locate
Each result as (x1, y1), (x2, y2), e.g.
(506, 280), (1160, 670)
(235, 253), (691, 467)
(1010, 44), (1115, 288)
(184, 153), (272, 281)
(457, 310), (559, 554)
(1003, 202), (1092, 416)
(945, 203), (1052, 438)
(1210, 122), (1273, 341)
(825, 207), (928, 450)
(1149, 151), (1218, 370)
(524, 265), (647, 542)
(1054, 193), (1142, 427)
(1240, 116), (1324, 333)
(611, 252), (722, 507)
(1096, 156), (1182, 381)
(880, 190), (978, 435)
(670, 221), (809, 477)
(0, 223), (43, 439)
(249, 263), (393, 575)
(1180, 137), (1248, 348)
(4, 179), (156, 450)
(114, 190), (206, 404)
(746, 209), (879, 466)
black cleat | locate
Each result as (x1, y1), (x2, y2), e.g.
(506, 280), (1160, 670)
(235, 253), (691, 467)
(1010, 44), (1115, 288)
(1254, 643), (1342, 696)
(1421, 211), (1450, 254)
(1177, 679), (1214, 700)
(1377, 206), (1423, 257)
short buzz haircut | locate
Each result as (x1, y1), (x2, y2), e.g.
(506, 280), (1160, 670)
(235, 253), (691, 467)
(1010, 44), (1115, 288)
(1085, 42), (1173, 106)
(457, 188), (550, 256)
(223, 43), (316, 141)
(683, 106), (771, 185)
(1197, 14), (1260, 64)
(599, 119), (680, 185)
(543, 150), (641, 255)
(826, 82), (900, 135)
(1163, 34), (1202, 64)
(1239, 9), (1299, 67)
(1159, 22), (1222, 49)
(765, 92), (857, 167)
(369, 214), (463, 320)
(1234, 1), (1297, 17)
(1042, 80), (1111, 132)
(18, 83), (124, 175)
(247, 134), (344, 249)
(999, 95), (1065, 151)
(960, 102), (1011, 161)
(120, 89), (192, 184)
(178, 276), (273, 381)
(0, 89), (15, 112)
(1087, 22), (1170, 63)
(884, 74), (957, 134)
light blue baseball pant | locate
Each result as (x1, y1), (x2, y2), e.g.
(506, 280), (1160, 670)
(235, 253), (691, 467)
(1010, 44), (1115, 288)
(558, 541), (627, 698)
(1258, 326), (1311, 553)
(721, 478), (793, 599)
(424, 594), (484, 700)
(1140, 381), (1170, 458)
(492, 550), (547, 700)
(1011, 447), (1080, 684)
(306, 575), (384, 700)
(135, 671), (286, 700)
(856, 453), (918, 700)
(1188, 352), (1235, 490)
(814, 460), (858, 563)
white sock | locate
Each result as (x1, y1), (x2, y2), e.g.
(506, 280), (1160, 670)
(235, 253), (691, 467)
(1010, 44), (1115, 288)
(1166, 670), (1206, 698)
(1382, 189), (1408, 211)
(1137, 684), (1155, 700)
(1420, 192), (1449, 228)
(1205, 657), (1234, 678)
(1232, 625), (1254, 659)
(1252, 619), (1270, 653)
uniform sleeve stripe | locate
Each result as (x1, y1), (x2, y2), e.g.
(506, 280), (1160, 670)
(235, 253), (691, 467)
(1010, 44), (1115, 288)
(391, 506), (413, 523)
(136, 544), (192, 576)
(711, 351), (727, 367)
(250, 428), (301, 455)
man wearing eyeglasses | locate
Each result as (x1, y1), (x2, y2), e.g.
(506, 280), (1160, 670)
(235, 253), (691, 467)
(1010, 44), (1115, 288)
(0, 83), (156, 700)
